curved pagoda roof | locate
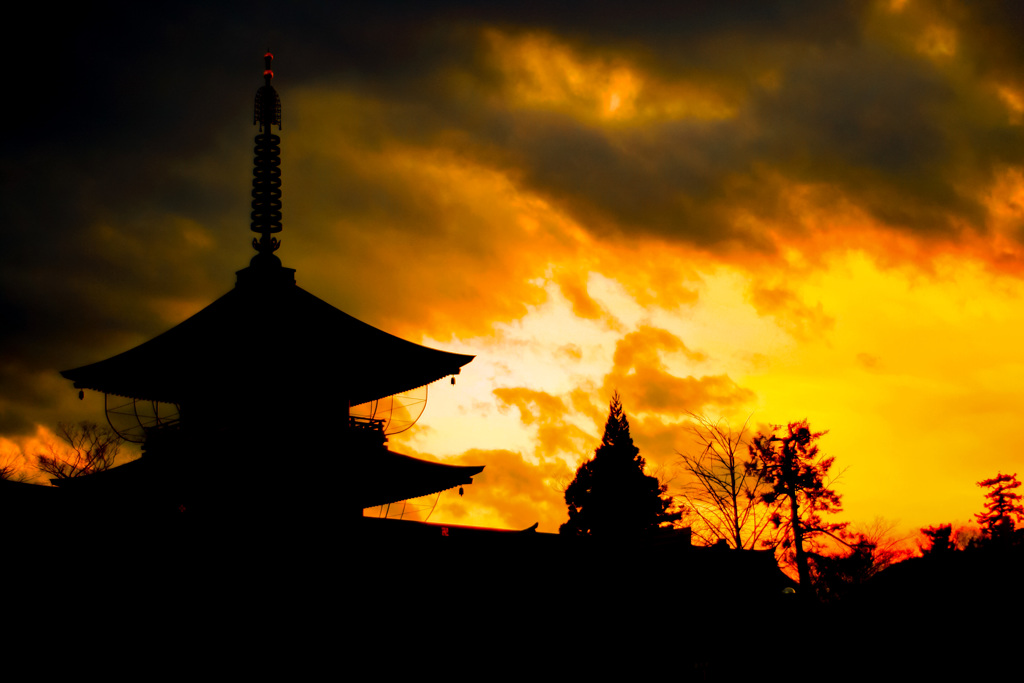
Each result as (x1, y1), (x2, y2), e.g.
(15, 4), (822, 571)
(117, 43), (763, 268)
(61, 264), (473, 406)
(49, 440), (482, 511)
(62, 52), (472, 406)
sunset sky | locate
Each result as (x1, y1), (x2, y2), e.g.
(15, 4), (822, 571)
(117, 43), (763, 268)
(3, 1), (1024, 540)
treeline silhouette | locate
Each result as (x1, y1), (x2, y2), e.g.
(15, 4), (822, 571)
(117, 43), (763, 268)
(552, 397), (1023, 676)
(6, 402), (1021, 677)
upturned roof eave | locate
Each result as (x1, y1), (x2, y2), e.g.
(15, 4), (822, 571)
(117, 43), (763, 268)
(60, 280), (474, 404)
(359, 454), (485, 509)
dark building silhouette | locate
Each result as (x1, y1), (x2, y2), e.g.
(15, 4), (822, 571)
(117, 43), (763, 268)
(55, 52), (483, 528)
(4, 58), (792, 641)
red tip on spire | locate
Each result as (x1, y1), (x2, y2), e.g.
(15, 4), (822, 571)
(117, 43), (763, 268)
(255, 51), (281, 130)
(263, 51), (274, 83)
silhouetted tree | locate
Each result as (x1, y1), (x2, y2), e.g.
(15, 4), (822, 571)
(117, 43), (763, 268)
(807, 538), (874, 603)
(953, 524), (984, 550)
(975, 472), (1023, 546)
(1, 452), (18, 481)
(677, 413), (783, 549)
(0, 451), (33, 483)
(808, 519), (911, 602)
(919, 524), (956, 555)
(746, 420), (844, 590)
(37, 421), (125, 481)
(561, 393), (680, 536)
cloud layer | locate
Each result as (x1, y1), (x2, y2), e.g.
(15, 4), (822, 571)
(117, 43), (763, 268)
(4, 1), (1024, 534)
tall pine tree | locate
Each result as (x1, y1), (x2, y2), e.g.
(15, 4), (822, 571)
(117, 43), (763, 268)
(975, 472), (1023, 546)
(560, 393), (679, 536)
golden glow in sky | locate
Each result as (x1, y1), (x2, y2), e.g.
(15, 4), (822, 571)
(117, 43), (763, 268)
(5, 2), (1024, 545)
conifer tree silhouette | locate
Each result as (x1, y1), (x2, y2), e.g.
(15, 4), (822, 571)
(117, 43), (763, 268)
(975, 472), (1023, 546)
(919, 524), (956, 555)
(560, 392), (679, 536)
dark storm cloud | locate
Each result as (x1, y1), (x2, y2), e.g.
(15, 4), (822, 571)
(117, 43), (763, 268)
(438, 0), (870, 56)
(5, 5), (262, 377)
(237, 0), (1024, 250)
(449, 16), (1020, 246)
(5, 0), (1024, 439)
(484, 112), (751, 244)
(745, 42), (1019, 235)
(955, 0), (1024, 75)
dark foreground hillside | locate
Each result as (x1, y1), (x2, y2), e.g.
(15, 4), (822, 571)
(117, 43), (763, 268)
(4, 509), (1018, 679)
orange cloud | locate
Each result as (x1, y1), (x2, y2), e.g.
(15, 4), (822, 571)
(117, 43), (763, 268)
(748, 285), (835, 342)
(10, 1), (1024, 552)
(483, 29), (740, 125)
(554, 269), (610, 322)
(613, 372), (757, 417)
(493, 387), (595, 459)
(856, 352), (881, 371)
(430, 448), (572, 532)
(494, 387), (568, 427)
(612, 326), (707, 367)
(603, 326), (754, 417)
(0, 430), (45, 483)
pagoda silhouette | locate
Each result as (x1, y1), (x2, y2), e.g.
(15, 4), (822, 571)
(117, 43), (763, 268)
(56, 53), (483, 527)
(3, 55), (797, 638)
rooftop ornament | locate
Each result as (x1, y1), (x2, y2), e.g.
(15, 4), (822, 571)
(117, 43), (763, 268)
(251, 50), (283, 267)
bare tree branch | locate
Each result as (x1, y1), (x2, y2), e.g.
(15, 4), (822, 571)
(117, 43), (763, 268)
(676, 413), (784, 550)
(0, 452), (19, 481)
(36, 422), (126, 481)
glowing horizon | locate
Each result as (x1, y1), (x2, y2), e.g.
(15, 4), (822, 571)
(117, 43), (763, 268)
(4, 2), (1024, 547)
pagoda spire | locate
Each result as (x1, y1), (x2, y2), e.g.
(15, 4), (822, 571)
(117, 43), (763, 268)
(250, 50), (283, 266)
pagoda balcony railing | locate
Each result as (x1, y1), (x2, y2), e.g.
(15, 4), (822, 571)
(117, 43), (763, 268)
(346, 415), (388, 450)
(348, 415), (386, 432)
